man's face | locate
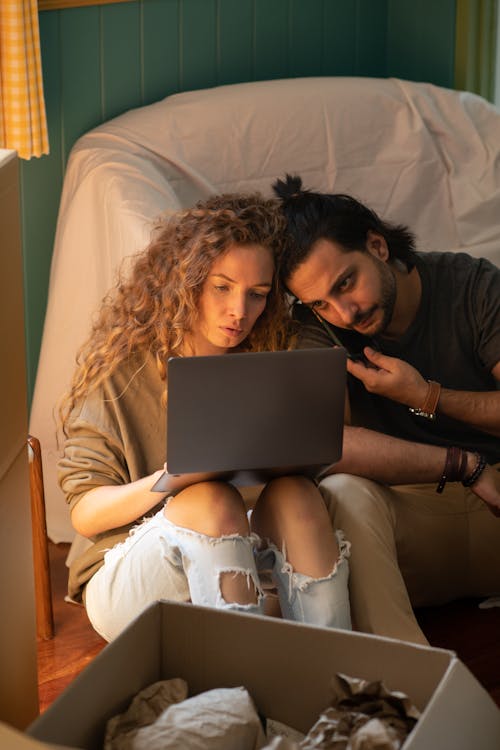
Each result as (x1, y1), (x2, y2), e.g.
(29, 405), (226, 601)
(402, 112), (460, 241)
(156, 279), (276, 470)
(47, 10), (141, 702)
(287, 234), (397, 337)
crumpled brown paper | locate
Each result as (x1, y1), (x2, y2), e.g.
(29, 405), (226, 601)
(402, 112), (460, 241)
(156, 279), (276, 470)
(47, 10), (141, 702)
(263, 738), (303, 750)
(300, 673), (420, 750)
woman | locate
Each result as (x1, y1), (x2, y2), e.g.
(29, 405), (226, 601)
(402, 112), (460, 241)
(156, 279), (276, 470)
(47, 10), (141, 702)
(58, 192), (351, 641)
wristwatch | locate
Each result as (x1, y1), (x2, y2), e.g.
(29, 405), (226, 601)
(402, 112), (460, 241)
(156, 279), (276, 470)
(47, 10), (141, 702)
(408, 380), (441, 420)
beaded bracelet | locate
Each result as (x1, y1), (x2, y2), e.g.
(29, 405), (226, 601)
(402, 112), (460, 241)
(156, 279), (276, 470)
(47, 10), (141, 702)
(462, 453), (487, 487)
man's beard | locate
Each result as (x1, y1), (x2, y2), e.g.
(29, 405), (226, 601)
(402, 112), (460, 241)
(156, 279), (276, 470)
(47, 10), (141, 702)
(376, 258), (397, 334)
(350, 258), (397, 336)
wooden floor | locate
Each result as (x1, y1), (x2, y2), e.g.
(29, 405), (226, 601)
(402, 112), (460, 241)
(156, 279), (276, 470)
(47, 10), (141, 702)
(37, 543), (106, 713)
(37, 542), (500, 714)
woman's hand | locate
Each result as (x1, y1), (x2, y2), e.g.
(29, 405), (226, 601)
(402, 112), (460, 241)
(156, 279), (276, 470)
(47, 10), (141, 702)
(347, 347), (428, 409)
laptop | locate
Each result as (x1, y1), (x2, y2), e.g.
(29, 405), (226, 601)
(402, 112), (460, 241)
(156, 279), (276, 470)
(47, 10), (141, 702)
(152, 347), (346, 491)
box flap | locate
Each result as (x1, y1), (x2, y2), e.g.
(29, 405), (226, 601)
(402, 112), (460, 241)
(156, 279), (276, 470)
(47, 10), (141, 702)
(406, 658), (500, 750)
(0, 720), (71, 750)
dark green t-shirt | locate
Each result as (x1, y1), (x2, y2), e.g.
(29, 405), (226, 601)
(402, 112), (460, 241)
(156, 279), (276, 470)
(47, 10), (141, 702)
(295, 251), (500, 464)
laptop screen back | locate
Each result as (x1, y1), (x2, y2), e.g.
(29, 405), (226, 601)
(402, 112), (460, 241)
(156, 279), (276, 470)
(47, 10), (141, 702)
(165, 347), (346, 483)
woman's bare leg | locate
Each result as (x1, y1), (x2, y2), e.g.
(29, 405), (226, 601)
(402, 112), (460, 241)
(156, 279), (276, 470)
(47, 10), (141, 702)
(251, 475), (339, 575)
(164, 480), (258, 605)
(251, 476), (351, 629)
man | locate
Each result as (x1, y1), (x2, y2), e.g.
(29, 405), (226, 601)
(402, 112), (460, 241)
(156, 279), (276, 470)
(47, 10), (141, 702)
(273, 174), (500, 645)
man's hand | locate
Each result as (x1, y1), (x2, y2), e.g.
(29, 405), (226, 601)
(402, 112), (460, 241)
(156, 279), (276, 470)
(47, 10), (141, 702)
(347, 347), (429, 409)
(469, 464), (500, 517)
(348, 349), (500, 438)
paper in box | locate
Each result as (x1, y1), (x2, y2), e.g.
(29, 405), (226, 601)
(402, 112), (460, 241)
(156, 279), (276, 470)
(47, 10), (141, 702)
(28, 601), (500, 749)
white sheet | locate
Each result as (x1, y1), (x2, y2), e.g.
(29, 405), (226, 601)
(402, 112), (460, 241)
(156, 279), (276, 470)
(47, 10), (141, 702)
(29, 76), (500, 541)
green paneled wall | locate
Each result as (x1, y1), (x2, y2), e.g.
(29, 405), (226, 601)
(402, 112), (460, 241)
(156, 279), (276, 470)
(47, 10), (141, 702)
(387, 0), (457, 85)
(21, 0), (458, 406)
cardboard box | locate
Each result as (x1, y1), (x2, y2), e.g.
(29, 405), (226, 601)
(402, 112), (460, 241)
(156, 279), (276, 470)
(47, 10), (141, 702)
(29, 601), (500, 749)
(0, 722), (68, 750)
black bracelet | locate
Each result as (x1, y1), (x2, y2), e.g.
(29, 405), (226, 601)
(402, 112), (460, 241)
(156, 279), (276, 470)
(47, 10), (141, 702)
(462, 453), (487, 487)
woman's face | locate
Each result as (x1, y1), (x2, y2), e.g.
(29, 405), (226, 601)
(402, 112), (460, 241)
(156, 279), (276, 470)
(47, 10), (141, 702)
(190, 243), (274, 355)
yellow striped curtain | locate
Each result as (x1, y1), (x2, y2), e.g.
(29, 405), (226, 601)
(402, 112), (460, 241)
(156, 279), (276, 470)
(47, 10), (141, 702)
(0, 0), (49, 159)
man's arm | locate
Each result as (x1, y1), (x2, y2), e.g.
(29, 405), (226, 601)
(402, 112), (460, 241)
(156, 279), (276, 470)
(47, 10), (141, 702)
(334, 426), (462, 483)
(347, 349), (500, 438)
(323, 425), (500, 515)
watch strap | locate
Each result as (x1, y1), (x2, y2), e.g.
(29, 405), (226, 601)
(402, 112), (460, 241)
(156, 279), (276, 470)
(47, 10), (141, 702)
(408, 380), (441, 420)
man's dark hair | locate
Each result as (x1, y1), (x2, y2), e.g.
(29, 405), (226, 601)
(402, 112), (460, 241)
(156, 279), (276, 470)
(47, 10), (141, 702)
(272, 174), (417, 283)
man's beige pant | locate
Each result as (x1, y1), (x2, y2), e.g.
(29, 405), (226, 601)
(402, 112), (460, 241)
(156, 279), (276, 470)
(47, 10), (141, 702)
(319, 467), (500, 645)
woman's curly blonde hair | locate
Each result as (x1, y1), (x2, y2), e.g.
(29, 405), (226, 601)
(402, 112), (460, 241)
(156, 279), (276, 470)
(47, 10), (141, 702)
(59, 191), (296, 432)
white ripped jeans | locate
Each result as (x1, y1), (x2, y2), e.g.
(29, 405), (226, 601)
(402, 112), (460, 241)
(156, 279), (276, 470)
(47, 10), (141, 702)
(85, 505), (351, 641)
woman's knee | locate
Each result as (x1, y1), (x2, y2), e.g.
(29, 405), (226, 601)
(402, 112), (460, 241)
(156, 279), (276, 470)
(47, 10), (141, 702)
(255, 475), (326, 524)
(164, 481), (249, 537)
(264, 474), (316, 496)
(252, 475), (338, 574)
